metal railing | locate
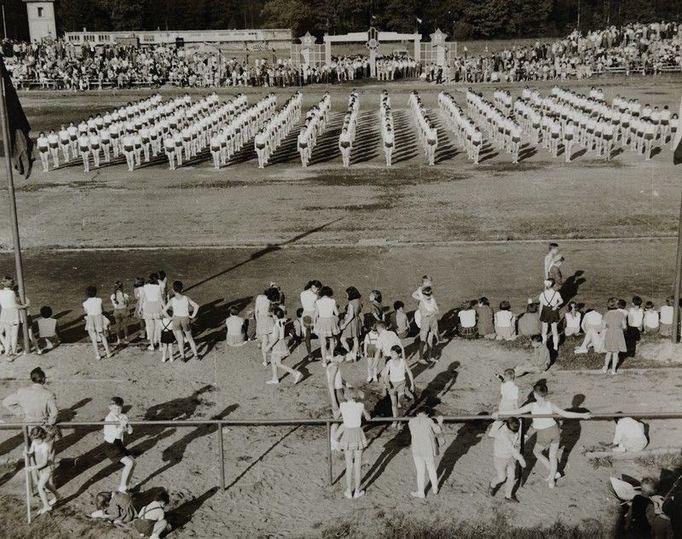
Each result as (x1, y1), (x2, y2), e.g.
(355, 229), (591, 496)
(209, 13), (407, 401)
(3, 411), (682, 524)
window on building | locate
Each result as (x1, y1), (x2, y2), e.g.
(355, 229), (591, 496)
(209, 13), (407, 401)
(37, 7), (43, 17)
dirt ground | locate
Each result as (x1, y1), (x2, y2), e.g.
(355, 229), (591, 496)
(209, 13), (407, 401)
(0, 244), (680, 537)
(0, 77), (681, 537)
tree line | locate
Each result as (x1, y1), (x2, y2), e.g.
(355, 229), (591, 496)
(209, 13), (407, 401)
(3, 0), (681, 42)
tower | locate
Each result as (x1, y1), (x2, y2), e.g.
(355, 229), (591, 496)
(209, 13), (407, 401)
(23, 0), (56, 42)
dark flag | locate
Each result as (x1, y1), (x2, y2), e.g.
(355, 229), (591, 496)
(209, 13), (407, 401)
(0, 56), (33, 178)
(674, 97), (682, 166)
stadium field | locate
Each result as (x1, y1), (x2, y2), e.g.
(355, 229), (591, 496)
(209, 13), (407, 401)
(1, 75), (682, 537)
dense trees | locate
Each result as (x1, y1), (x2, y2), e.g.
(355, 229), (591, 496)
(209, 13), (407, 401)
(3, 0), (681, 42)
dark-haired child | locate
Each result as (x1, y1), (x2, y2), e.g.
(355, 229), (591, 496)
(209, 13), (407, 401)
(36, 306), (59, 353)
(83, 286), (111, 360)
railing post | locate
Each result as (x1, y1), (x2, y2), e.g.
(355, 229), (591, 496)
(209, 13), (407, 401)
(22, 426), (32, 524)
(218, 421), (226, 490)
(326, 420), (332, 486)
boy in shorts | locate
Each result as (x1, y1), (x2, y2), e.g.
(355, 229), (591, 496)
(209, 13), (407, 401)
(103, 396), (135, 493)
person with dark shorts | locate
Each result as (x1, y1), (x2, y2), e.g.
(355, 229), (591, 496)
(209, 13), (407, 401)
(132, 490), (171, 539)
(103, 396), (135, 493)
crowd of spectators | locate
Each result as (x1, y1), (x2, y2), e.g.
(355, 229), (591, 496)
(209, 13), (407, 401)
(449, 21), (682, 83)
(1, 21), (681, 90)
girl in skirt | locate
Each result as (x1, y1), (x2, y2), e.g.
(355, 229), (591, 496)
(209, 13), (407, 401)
(603, 297), (627, 375)
(339, 286), (363, 361)
(497, 381), (590, 489)
(314, 286), (339, 367)
(0, 276), (29, 357)
(83, 285), (111, 360)
(539, 279), (563, 350)
(140, 274), (164, 351)
(335, 389), (371, 499)
(266, 308), (302, 385)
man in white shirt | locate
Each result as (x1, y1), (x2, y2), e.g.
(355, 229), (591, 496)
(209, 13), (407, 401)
(103, 397), (135, 493)
(612, 416), (648, 453)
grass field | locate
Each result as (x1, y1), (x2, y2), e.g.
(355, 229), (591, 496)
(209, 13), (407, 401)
(0, 76), (681, 537)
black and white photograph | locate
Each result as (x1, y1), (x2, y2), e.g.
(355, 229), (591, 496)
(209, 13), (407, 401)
(0, 0), (682, 537)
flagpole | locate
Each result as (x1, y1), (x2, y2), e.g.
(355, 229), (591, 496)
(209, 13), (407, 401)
(672, 192), (682, 344)
(0, 66), (30, 354)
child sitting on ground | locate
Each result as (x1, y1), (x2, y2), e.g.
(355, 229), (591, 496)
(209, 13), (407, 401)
(225, 306), (247, 347)
(643, 301), (659, 333)
(564, 301), (581, 337)
(494, 301), (516, 341)
(91, 490), (136, 524)
(132, 490), (171, 539)
(659, 297), (674, 337)
(458, 300), (478, 339)
(35, 306), (59, 352)
(513, 335), (551, 377)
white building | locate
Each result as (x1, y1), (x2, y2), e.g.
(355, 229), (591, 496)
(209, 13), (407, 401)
(23, 0), (56, 41)
(63, 29), (293, 50)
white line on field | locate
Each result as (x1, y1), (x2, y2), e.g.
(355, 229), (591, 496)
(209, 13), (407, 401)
(0, 236), (675, 253)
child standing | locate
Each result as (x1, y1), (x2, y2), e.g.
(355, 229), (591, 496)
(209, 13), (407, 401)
(0, 276), (29, 357)
(363, 324), (379, 381)
(159, 311), (175, 363)
(380, 345), (416, 429)
(539, 279), (562, 350)
(110, 281), (130, 346)
(163, 281), (199, 361)
(83, 286), (112, 360)
(408, 412), (443, 499)
(417, 287), (440, 363)
(266, 308), (303, 385)
(603, 297), (627, 375)
(314, 286), (340, 367)
(103, 397), (135, 493)
(488, 417), (525, 503)
(25, 426), (59, 514)
(335, 389), (371, 499)
(326, 352), (346, 413)
(392, 301), (410, 339)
